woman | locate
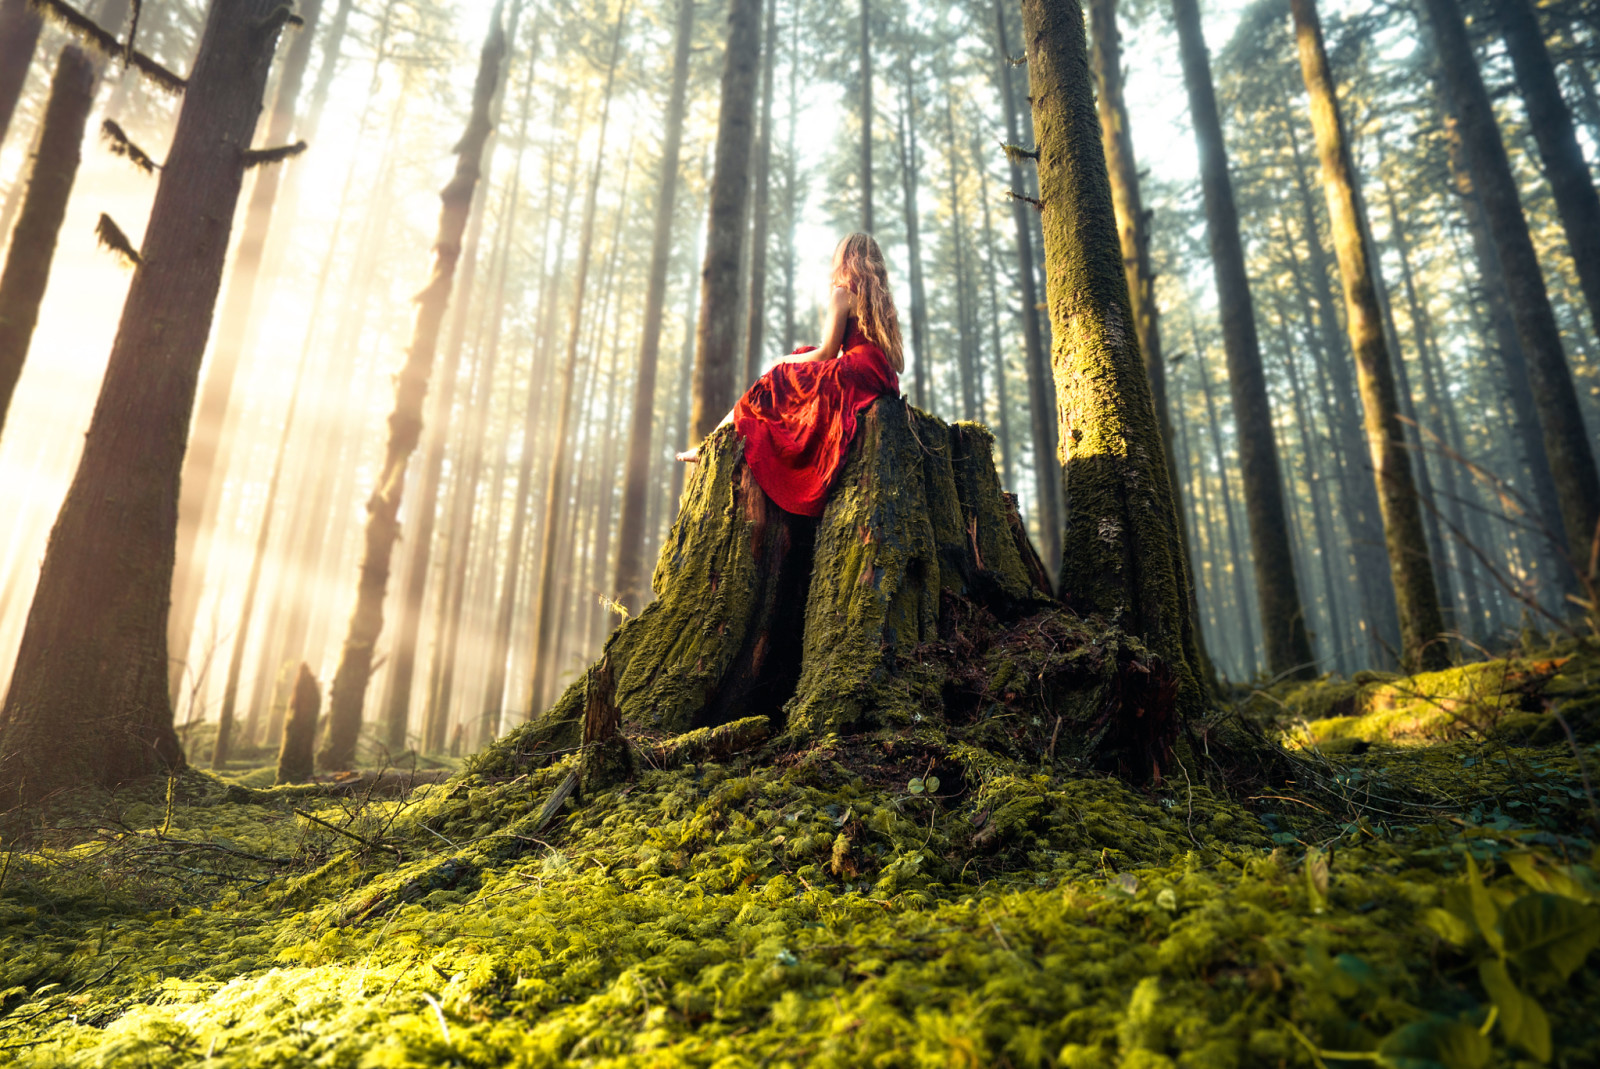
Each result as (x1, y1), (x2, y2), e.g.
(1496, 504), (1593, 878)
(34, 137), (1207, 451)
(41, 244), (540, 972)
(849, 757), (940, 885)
(677, 232), (904, 518)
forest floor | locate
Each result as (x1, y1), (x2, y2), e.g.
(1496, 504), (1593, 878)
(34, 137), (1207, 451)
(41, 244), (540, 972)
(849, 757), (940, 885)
(3, 642), (1600, 1067)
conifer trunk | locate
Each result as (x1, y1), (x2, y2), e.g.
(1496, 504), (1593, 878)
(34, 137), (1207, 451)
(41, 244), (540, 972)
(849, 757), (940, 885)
(977, 155), (1013, 490)
(1291, 0), (1447, 671)
(1170, 0), (1313, 680)
(897, 54), (929, 411)
(858, 0), (872, 232)
(1195, 336), (1259, 679)
(1421, 0), (1600, 572)
(165, 0), (328, 700)
(528, 5), (630, 713)
(1089, 0), (1211, 684)
(993, 0), (1060, 575)
(615, 0), (694, 612)
(944, 89), (977, 421)
(690, 0), (763, 442)
(0, 0), (42, 150)
(0, 46), (92, 438)
(742, 0), (777, 387)
(1020, 0), (1202, 718)
(1498, 0), (1600, 338)
(0, 0), (290, 808)
(317, 7), (507, 771)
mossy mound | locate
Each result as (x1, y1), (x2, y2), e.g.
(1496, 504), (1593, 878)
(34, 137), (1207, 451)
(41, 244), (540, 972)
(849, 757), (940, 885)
(1251, 648), (1600, 752)
(3, 718), (1599, 1066)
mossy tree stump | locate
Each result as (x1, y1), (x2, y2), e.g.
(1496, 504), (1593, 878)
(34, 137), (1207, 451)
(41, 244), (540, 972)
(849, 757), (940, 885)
(494, 397), (1186, 781)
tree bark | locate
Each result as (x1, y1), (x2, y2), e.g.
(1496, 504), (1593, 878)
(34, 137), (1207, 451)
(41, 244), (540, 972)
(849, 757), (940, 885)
(0, 46), (93, 439)
(1170, 0), (1313, 680)
(615, 0), (694, 612)
(690, 0), (763, 441)
(976, 152), (1013, 490)
(1499, 0), (1600, 339)
(528, 4), (630, 714)
(1291, 0), (1447, 671)
(743, 0), (777, 385)
(1193, 324), (1259, 679)
(1089, 0), (1211, 685)
(944, 88), (977, 422)
(0, 0), (289, 808)
(993, 0), (1060, 577)
(316, 6), (507, 771)
(0, 0), (43, 151)
(165, 0), (328, 701)
(1422, 0), (1600, 576)
(1021, 0), (1202, 718)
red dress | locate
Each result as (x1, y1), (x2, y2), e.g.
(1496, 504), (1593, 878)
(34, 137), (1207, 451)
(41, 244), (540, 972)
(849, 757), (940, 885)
(733, 326), (899, 517)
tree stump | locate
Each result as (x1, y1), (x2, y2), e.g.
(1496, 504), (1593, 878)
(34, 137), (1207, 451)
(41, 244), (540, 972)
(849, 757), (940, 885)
(487, 397), (1184, 779)
(275, 664), (320, 785)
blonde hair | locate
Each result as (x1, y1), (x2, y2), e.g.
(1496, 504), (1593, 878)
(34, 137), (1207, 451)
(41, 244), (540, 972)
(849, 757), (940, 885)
(831, 233), (905, 374)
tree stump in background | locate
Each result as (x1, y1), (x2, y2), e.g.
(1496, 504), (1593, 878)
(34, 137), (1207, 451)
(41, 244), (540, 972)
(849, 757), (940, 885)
(488, 397), (1185, 781)
(275, 664), (320, 785)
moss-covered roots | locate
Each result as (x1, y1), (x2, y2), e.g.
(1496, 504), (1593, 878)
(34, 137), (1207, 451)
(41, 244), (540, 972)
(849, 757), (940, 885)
(498, 397), (1193, 783)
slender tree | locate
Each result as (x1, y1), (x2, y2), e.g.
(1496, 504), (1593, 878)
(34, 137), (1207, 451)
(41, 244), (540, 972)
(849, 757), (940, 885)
(994, 0), (1060, 573)
(0, 47), (93, 438)
(1290, 0), (1447, 671)
(897, 50), (929, 411)
(0, 0), (292, 808)
(528, 3), (631, 713)
(316, 5), (507, 771)
(1019, 0), (1203, 739)
(616, 0), (695, 612)
(1498, 0), (1600, 338)
(1171, 0), (1313, 679)
(859, 0), (872, 232)
(165, 0), (327, 697)
(0, 0), (42, 149)
(1421, 0), (1600, 572)
(743, 0), (778, 385)
(689, 0), (764, 441)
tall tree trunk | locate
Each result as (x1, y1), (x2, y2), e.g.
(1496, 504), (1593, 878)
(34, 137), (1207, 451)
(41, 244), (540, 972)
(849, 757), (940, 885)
(211, 312), (315, 768)
(0, 0), (290, 808)
(977, 151), (1013, 490)
(1194, 323), (1259, 679)
(993, 0), (1060, 577)
(0, 0), (43, 150)
(615, 0), (693, 612)
(689, 0), (763, 441)
(781, 12), (798, 354)
(1499, 0), (1600, 338)
(743, 0), (777, 384)
(897, 53), (929, 411)
(944, 88), (977, 422)
(1021, 0), (1203, 719)
(1170, 0), (1313, 680)
(1089, 0), (1211, 684)
(0, 46), (92, 438)
(528, 4), (630, 714)
(165, 0), (328, 700)
(380, 24), (532, 752)
(316, 6), (507, 771)
(1291, 0), (1447, 671)
(670, 229), (699, 509)
(1422, 0), (1600, 577)
(858, 0), (872, 232)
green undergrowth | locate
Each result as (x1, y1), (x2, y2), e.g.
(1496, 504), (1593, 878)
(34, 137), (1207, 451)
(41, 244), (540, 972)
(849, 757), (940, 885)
(3, 715), (1600, 1067)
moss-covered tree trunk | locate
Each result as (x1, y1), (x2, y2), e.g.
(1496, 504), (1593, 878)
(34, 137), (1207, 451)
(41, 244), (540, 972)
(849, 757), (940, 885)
(1291, 0), (1448, 672)
(1170, 0), (1314, 681)
(1088, 0), (1212, 688)
(0, 45), (92, 439)
(276, 664), (320, 785)
(1019, 0), (1203, 726)
(0, 0), (290, 810)
(318, 6), (506, 771)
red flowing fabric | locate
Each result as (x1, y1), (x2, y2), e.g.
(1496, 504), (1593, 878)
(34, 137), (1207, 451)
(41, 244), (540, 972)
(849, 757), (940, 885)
(733, 327), (899, 517)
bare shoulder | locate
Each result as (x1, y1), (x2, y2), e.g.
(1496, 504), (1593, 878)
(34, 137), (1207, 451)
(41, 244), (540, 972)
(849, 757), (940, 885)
(830, 284), (853, 309)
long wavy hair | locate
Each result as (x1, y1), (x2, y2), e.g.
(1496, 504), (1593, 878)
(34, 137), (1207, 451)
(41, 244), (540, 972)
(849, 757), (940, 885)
(831, 233), (905, 373)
